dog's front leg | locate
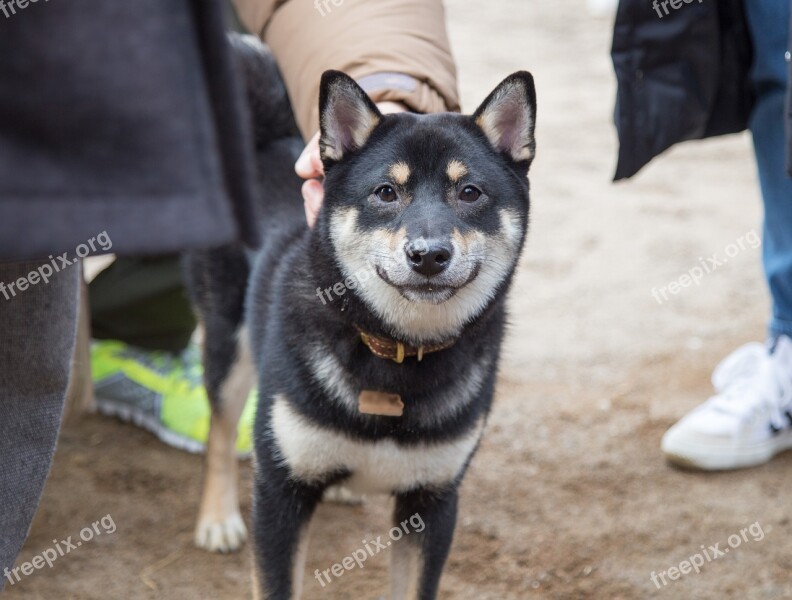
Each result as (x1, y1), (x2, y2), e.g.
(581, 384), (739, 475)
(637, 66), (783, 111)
(391, 486), (459, 600)
(252, 467), (322, 600)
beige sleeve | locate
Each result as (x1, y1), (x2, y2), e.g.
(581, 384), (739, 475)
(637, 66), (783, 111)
(232, 0), (460, 140)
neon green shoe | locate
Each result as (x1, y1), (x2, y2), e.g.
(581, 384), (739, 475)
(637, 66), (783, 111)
(91, 340), (257, 456)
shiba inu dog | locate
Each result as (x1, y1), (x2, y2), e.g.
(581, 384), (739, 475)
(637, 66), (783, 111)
(186, 34), (536, 600)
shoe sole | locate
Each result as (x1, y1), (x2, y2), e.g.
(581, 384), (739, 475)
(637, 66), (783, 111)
(95, 397), (252, 459)
(662, 429), (792, 471)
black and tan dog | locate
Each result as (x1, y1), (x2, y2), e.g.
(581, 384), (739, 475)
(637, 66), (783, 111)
(186, 35), (536, 600)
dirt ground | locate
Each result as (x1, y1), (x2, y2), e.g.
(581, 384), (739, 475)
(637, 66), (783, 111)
(7, 0), (791, 598)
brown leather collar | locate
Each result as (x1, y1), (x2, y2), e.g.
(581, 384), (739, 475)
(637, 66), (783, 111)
(357, 327), (457, 364)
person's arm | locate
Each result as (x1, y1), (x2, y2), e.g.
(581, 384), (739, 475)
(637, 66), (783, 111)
(234, 0), (459, 137)
(232, 0), (459, 225)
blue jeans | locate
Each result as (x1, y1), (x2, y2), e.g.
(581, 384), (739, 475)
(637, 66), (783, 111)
(745, 0), (792, 339)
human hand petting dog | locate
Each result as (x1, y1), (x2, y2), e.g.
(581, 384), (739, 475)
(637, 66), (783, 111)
(295, 101), (408, 227)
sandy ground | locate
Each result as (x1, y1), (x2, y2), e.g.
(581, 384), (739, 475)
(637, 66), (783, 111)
(7, 0), (791, 598)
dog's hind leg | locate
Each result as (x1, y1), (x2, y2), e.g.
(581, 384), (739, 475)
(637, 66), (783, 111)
(195, 323), (254, 552)
(185, 246), (254, 553)
(391, 486), (459, 600)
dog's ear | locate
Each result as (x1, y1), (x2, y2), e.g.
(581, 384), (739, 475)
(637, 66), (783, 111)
(319, 70), (382, 164)
(473, 71), (536, 167)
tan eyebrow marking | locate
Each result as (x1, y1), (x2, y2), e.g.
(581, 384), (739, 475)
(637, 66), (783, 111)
(388, 162), (411, 185)
(447, 159), (468, 182)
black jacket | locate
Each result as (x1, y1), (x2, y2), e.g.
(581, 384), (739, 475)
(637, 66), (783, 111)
(611, 0), (756, 180)
(0, 0), (259, 260)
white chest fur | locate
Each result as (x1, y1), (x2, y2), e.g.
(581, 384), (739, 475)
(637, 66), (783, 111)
(270, 395), (484, 494)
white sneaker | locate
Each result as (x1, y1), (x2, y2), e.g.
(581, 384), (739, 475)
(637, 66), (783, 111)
(662, 336), (792, 470)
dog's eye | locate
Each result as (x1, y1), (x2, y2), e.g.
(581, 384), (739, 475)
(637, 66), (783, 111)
(375, 185), (398, 203)
(459, 185), (482, 203)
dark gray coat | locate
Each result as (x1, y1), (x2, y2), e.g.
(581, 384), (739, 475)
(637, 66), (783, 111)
(611, 0), (759, 180)
(0, 0), (259, 260)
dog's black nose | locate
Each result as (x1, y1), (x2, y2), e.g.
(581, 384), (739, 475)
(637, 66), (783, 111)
(405, 239), (453, 277)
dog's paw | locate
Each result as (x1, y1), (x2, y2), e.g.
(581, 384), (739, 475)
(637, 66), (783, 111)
(323, 485), (365, 506)
(194, 512), (247, 553)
